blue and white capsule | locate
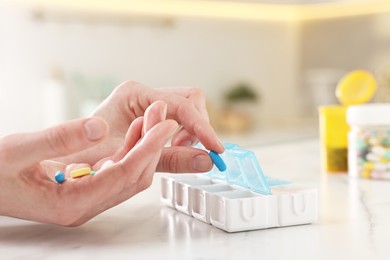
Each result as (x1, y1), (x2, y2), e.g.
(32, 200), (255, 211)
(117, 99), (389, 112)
(209, 150), (227, 172)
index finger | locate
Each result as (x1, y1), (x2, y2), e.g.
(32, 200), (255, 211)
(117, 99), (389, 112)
(153, 89), (224, 153)
(159, 87), (214, 150)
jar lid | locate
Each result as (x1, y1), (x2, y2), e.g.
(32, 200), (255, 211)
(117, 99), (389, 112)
(347, 103), (390, 126)
(335, 70), (377, 106)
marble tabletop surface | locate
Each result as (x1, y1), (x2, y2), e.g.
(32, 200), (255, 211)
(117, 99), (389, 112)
(2, 138), (390, 260)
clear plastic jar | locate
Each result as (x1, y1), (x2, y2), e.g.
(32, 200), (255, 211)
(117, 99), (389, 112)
(347, 104), (390, 179)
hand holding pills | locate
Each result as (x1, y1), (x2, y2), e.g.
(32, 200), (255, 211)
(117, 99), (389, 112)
(0, 82), (222, 226)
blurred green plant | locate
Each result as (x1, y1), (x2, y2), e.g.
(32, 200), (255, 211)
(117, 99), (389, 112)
(224, 82), (259, 103)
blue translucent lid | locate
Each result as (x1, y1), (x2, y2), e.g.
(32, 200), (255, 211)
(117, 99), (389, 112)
(196, 142), (290, 195)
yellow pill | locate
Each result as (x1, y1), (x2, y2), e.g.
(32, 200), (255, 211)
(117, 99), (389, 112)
(363, 162), (375, 171)
(361, 170), (371, 179)
(335, 70), (377, 106)
(70, 167), (91, 178)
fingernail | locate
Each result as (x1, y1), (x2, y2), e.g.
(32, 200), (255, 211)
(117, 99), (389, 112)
(161, 103), (168, 120)
(217, 139), (225, 152)
(101, 160), (114, 170)
(192, 154), (212, 172)
(84, 118), (107, 141)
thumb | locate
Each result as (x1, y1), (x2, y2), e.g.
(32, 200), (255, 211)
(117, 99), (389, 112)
(2, 117), (108, 167)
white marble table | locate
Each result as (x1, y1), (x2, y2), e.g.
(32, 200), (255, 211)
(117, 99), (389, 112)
(1, 138), (390, 260)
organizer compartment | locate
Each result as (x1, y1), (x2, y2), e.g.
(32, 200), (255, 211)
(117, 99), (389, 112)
(161, 174), (217, 214)
(190, 184), (236, 224)
(271, 185), (318, 226)
(209, 190), (271, 232)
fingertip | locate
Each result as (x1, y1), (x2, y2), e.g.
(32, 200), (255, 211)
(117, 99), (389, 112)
(167, 119), (180, 133)
(204, 127), (224, 153)
(143, 101), (169, 134)
(148, 100), (168, 119)
(214, 140), (225, 153)
(161, 102), (168, 120)
(156, 119), (180, 146)
(140, 119), (179, 148)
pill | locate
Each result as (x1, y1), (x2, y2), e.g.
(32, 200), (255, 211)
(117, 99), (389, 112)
(371, 145), (386, 156)
(355, 140), (368, 151)
(370, 171), (383, 180)
(70, 167), (91, 178)
(382, 138), (390, 147)
(366, 153), (380, 162)
(357, 157), (366, 165)
(384, 151), (390, 160)
(374, 162), (387, 171)
(363, 161), (375, 171)
(55, 171), (65, 183)
(368, 137), (379, 146)
(209, 150), (227, 172)
(361, 169), (371, 179)
(90, 170), (96, 176)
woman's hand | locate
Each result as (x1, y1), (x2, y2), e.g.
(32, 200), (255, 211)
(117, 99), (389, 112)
(0, 101), (180, 226)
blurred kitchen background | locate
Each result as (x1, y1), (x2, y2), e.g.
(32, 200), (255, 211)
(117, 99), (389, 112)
(1, 0), (390, 147)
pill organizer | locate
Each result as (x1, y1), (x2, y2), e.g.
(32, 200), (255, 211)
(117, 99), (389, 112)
(160, 143), (318, 233)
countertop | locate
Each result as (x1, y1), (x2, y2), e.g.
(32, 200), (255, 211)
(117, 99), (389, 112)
(1, 138), (390, 260)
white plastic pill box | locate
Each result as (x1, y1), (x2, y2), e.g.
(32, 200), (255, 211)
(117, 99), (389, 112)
(160, 143), (318, 232)
(160, 174), (318, 233)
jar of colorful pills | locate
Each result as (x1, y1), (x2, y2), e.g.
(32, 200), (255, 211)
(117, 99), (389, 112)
(319, 70), (377, 173)
(347, 104), (390, 179)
